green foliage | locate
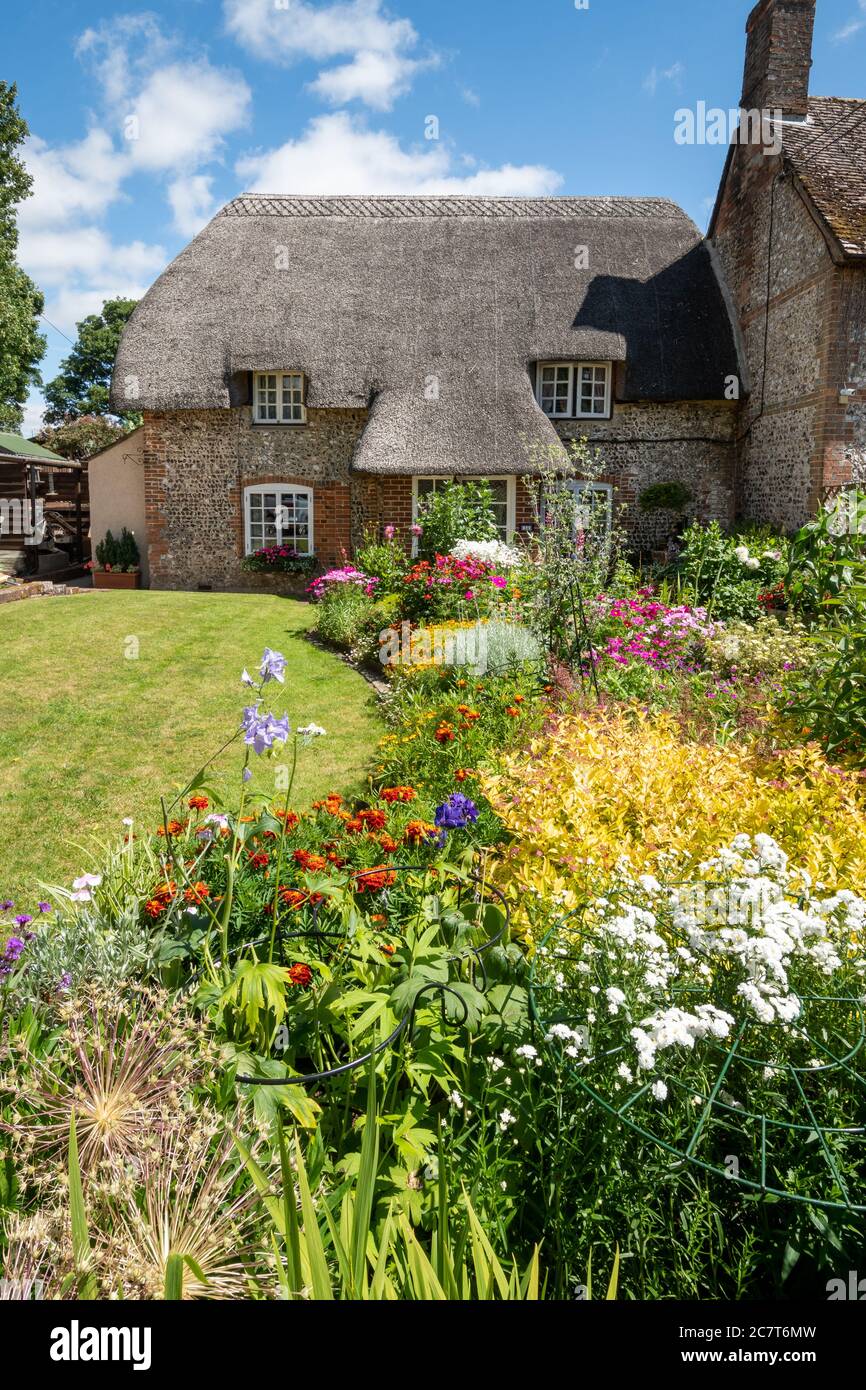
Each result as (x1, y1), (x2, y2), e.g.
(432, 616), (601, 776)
(0, 83), (45, 431)
(43, 298), (139, 424)
(416, 480), (499, 560)
(784, 495), (866, 762)
(355, 529), (409, 593)
(639, 481), (691, 513)
(705, 613), (815, 681)
(34, 414), (129, 461)
(673, 521), (787, 621)
(94, 526), (140, 572)
(314, 583), (381, 656)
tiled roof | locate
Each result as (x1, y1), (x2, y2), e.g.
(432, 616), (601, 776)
(222, 194), (681, 220)
(783, 97), (866, 258)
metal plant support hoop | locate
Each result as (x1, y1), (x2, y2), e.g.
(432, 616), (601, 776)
(236, 864), (510, 1088)
(528, 893), (866, 1214)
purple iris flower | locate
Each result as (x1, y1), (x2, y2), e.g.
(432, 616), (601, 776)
(259, 649), (288, 685)
(241, 703), (291, 755)
(434, 794), (480, 831)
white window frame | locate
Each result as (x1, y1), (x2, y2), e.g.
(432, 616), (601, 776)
(243, 484), (315, 556)
(253, 372), (306, 425)
(411, 476), (517, 555)
(535, 362), (612, 420)
(568, 480), (613, 538)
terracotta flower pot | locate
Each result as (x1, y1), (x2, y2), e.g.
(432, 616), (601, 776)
(93, 570), (141, 590)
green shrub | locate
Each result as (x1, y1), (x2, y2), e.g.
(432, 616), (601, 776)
(673, 521), (786, 620)
(94, 527), (140, 572)
(416, 480), (499, 560)
(639, 481), (691, 512)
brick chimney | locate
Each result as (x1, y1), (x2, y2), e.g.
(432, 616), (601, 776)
(741, 0), (816, 118)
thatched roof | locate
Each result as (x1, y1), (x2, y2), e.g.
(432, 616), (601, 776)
(782, 98), (866, 260)
(111, 195), (738, 476)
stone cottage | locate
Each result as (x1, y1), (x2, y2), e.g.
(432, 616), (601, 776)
(109, 0), (864, 591)
(710, 0), (866, 529)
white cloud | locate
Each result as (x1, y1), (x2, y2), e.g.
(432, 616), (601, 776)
(17, 226), (166, 335)
(78, 18), (251, 173)
(833, 2), (866, 43)
(168, 175), (218, 237)
(224, 0), (429, 109)
(644, 61), (685, 96)
(309, 50), (425, 111)
(21, 394), (48, 440)
(124, 63), (251, 172)
(19, 130), (128, 231)
(236, 111), (562, 196)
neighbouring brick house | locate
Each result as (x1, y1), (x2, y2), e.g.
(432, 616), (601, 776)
(108, 0), (863, 592)
(710, 0), (866, 527)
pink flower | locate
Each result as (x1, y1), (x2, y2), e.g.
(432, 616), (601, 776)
(465, 590), (475, 601)
(490, 576), (507, 589)
(384, 525), (396, 540)
(411, 524), (423, 538)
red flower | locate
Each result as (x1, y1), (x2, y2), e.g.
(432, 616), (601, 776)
(293, 850), (327, 872)
(435, 724), (456, 745)
(274, 809), (300, 830)
(355, 866), (397, 894)
(288, 963), (313, 988)
(358, 808), (387, 831)
(188, 795), (209, 811)
(378, 834), (398, 853)
(248, 851), (270, 870)
(280, 889), (307, 910)
(184, 881), (211, 904)
(381, 786), (417, 804)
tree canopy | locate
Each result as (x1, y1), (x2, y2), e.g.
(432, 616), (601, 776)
(0, 81), (46, 432)
(43, 298), (139, 424)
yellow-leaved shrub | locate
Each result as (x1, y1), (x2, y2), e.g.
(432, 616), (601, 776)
(484, 707), (866, 931)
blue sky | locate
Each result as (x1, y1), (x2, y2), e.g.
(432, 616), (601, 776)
(7, 0), (866, 430)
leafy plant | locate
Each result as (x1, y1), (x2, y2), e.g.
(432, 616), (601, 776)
(416, 481), (499, 560)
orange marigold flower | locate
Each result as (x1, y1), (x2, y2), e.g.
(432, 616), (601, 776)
(378, 834), (398, 853)
(293, 850), (327, 872)
(435, 724), (456, 744)
(144, 899), (166, 919)
(188, 795), (209, 811)
(184, 881), (211, 904)
(455, 768), (473, 782)
(248, 851), (270, 870)
(505, 706), (520, 718)
(327, 851), (347, 867)
(513, 695), (525, 704)
(288, 963), (313, 988)
(381, 786), (417, 804)
(273, 809), (300, 830)
(371, 913), (387, 924)
(380, 944), (396, 958)
(358, 808), (387, 831)
(405, 820), (438, 845)
(344, 817), (364, 834)
(280, 889), (307, 910)
(356, 866), (397, 894)
(157, 819), (187, 838)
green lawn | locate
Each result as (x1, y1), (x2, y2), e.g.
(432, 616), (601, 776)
(0, 591), (382, 907)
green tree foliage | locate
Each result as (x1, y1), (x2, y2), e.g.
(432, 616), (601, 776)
(0, 82), (46, 431)
(43, 298), (139, 424)
(34, 414), (128, 461)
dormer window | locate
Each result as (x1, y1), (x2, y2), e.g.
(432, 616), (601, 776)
(536, 362), (612, 420)
(253, 372), (306, 424)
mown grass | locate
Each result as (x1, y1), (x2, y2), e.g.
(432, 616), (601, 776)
(0, 591), (382, 906)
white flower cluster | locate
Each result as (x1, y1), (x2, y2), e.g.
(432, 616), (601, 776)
(450, 539), (522, 569)
(541, 834), (866, 1081)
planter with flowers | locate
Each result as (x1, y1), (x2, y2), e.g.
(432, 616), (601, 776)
(88, 527), (142, 589)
